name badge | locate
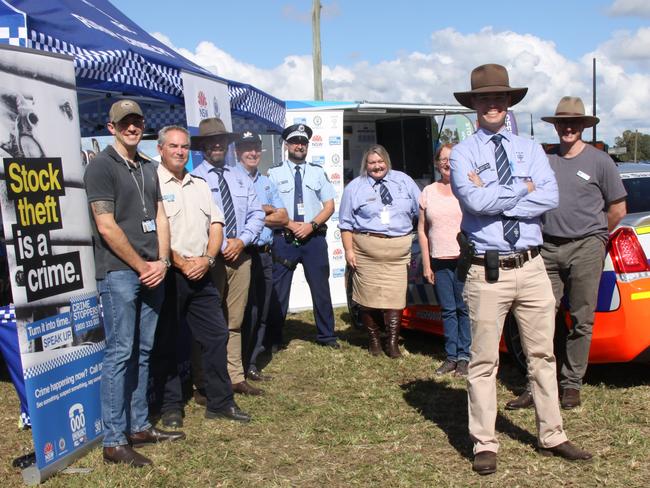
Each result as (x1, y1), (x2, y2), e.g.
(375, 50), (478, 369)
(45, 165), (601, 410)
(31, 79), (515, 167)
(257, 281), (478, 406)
(163, 193), (175, 202)
(380, 206), (390, 225)
(297, 203), (305, 216)
(142, 219), (157, 233)
(476, 163), (490, 174)
(577, 170), (591, 181)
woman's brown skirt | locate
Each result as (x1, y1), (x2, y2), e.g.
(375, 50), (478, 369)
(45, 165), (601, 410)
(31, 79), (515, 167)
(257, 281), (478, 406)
(351, 233), (412, 309)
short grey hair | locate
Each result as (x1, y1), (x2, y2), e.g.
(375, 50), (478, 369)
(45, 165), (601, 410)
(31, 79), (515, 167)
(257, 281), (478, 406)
(158, 125), (190, 146)
(359, 144), (392, 176)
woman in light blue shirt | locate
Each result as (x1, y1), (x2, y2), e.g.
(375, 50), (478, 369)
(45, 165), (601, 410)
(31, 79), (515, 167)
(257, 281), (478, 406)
(339, 145), (420, 358)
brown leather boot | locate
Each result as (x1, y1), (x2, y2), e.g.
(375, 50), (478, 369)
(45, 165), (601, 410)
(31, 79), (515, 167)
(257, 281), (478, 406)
(384, 309), (403, 358)
(360, 308), (382, 356)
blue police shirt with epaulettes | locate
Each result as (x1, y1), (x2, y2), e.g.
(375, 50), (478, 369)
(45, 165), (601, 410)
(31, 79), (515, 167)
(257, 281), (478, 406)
(450, 127), (558, 253)
(236, 163), (285, 246)
(268, 160), (336, 222)
(338, 170), (421, 236)
(192, 160), (265, 250)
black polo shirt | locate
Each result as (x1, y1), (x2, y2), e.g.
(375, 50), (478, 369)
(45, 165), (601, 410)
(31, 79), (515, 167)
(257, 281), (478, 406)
(84, 145), (161, 280)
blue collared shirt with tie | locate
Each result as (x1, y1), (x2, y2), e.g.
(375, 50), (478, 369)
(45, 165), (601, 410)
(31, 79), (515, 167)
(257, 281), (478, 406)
(450, 127), (558, 254)
(338, 170), (421, 236)
(236, 163), (285, 246)
(192, 160), (265, 250)
(268, 160), (336, 222)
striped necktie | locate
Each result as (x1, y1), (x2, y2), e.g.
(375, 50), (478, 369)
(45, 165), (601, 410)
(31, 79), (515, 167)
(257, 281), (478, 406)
(375, 179), (393, 205)
(294, 164), (304, 222)
(215, 167), (237, 238)
(491, 134), (520, 247)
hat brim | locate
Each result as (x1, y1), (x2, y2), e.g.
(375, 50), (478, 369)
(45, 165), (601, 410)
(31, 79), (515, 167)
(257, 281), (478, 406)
(190, 133), (240, 151)
(285, 136), (310, 144)
(541, 115), (599, 128)
(453, 86), (528, 109)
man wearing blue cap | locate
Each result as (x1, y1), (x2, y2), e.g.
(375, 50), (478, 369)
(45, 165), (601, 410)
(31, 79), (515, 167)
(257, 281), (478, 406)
(267, 124), (339, 349)
(235, 131), (288, 380)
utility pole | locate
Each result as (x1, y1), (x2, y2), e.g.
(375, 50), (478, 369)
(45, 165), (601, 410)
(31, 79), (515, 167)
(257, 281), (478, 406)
(634, 130), (638, 163)
(592, 58), (597, 144)
(312, 0), (323, 100)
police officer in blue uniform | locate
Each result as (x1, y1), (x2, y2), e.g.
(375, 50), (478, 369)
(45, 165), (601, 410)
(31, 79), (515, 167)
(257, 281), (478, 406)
(235, 130), (289, 380)
(267, 124), (339, 348)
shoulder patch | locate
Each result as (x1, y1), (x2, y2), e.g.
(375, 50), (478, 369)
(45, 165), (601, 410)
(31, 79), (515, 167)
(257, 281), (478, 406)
(270, 161), (284, 169)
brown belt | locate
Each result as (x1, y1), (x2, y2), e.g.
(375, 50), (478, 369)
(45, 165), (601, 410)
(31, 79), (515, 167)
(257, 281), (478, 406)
(471, 247), (540, 270)
(354, 231), (406, 239)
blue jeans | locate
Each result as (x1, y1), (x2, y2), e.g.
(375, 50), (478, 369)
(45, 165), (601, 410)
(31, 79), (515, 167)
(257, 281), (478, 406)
(98, 270), (164, 447)
(432, 258), (471, 362)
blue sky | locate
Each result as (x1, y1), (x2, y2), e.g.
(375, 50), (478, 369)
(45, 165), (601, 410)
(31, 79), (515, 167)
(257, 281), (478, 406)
(111, 0), (650, 143)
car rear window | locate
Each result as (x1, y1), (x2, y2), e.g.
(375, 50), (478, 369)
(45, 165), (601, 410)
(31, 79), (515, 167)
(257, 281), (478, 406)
(622, 176), (650, 214)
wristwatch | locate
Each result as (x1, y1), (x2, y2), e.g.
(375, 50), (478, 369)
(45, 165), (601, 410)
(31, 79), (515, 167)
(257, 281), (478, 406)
(311, 221), (320, 232)
(206, 255), (216, 268)
(160, 257), (171, 268)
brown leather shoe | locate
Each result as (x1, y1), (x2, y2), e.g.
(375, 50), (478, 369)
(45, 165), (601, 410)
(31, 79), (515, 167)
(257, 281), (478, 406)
(128, 426), (186, 447)
(505, 390), (534, 410)
(435, 359), (457, 375)
(193, 389), (207, 406)
(232, 380), (265, 396)
(103, 445), (152, 467)
(561, 388), (581, 409)
(472, 451), (497, 475)
(539, 441), (592, 460)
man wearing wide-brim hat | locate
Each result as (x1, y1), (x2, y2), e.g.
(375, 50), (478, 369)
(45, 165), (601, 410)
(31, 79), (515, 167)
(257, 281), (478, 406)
(506, 96), (627, 412)
(450, 64), (593, 475)
(190, 117), (266, 397)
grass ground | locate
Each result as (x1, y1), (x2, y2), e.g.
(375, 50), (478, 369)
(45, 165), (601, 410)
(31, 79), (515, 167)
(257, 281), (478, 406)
(0, 308), (649, 487)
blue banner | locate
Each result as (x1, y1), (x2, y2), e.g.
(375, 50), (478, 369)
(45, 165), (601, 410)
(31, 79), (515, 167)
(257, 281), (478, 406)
(0, 46), (104, 478)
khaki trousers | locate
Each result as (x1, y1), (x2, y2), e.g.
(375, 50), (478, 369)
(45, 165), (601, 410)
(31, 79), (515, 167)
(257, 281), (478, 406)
(463, 254), (568, 453)
(212, 253), (252, 384)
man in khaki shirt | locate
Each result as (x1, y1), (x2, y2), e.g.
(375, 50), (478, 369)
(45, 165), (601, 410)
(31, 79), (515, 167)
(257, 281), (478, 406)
(151, 125), (251, 426)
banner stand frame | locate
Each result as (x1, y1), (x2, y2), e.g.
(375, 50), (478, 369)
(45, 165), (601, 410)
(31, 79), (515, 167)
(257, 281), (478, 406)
(22, 437), (102, 485)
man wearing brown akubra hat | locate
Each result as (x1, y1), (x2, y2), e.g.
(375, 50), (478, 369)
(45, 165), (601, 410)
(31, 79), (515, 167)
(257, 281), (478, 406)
(507, 96), (627, 411)
(450, 65), (593, 475)
(190, 117), (266, 397)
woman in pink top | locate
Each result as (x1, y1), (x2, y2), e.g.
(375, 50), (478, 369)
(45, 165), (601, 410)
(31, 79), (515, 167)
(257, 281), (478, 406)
(417, 143), (471, 377)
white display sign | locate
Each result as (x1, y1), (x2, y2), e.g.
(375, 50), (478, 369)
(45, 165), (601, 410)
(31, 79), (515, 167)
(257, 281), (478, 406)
(285, 110), (346, 311)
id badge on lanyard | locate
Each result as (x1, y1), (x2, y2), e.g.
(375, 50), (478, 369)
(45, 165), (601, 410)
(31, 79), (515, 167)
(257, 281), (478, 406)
(380, 205), (390, 225)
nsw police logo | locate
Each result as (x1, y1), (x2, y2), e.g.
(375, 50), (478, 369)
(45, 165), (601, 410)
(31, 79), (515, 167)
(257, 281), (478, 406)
(331, 154), (341, 166)
(198, 91), (208, 119)
(311, 134), (324, 147)
(313, 115), (323, 127)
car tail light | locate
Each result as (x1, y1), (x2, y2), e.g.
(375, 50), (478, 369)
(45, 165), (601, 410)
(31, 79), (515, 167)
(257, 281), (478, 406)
(609, 227), (650, 274)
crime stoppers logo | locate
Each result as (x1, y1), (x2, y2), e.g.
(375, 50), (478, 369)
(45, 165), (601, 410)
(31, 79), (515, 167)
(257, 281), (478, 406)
(44, 442), (54, 462)
(329, 136), (342, 145)
(198, 90), (208, 119)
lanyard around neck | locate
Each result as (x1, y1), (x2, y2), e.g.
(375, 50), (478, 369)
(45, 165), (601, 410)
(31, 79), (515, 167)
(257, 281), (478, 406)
(120, 155), (149, 218)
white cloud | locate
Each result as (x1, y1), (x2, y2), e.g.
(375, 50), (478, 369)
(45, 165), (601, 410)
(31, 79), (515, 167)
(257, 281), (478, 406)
(595, 27), (650, 65)
(608, 0), (650, 17)
(154, 27), (649, 144)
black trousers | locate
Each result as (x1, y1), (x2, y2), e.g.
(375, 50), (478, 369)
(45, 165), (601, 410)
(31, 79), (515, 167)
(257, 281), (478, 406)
(151, 270), (233, 412)
(242, 249), (274, 371)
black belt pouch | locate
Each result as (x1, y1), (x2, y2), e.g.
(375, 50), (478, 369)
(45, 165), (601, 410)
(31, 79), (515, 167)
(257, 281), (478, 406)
(484, 250), (500, 283)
